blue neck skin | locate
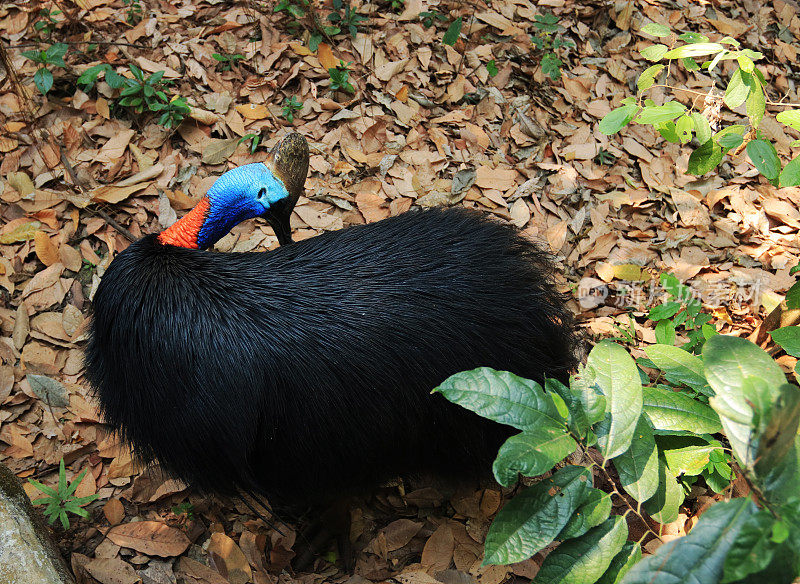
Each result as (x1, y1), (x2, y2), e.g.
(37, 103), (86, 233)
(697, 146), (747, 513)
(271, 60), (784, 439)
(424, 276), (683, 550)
(196, 163), (290, 250)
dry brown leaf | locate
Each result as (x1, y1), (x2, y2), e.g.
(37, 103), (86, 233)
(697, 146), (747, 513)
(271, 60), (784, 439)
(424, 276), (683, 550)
(95, 129), (136, 163)
(104, 498), (125, 525)
(84, 557), (140, 584)
(475, 166), (517, 191)
(317, 43), (338, 70)
(0, 219), (40, 244)
(91, 183), (150, 205)
(202, 138), (240, 165)
(34, 231), (59, 267)
(107, 520), (191, 557)
(383, 519), (423, 552)
(208, 532), (252, 584)
(177, 557), (229, 584)
(74, 464), (97, 499)
(235, 103), (269, 120)
(420, 524), (454, 571)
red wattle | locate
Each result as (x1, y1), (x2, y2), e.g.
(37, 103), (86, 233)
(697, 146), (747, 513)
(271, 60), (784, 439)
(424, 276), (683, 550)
(157, 197), (211, 249)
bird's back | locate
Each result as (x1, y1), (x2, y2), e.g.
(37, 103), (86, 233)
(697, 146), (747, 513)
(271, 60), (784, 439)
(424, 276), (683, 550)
(86, 207), (577, 506)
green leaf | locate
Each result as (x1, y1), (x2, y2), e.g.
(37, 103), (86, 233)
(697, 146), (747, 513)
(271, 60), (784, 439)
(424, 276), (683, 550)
(753, 383), (800, 477)
(486, 59), (498, 77)
(717, 133), (743, 151)
(746, 76), (766, 129)
(761, 436), (800, 504)
(586, 341), (642, 459)
(788, 281), (800, 310)
(612, 414), (659, 502)
(675, 114), (694, 144)
(596, 542), (642, 584)
(678, 32), (709, 43)
(637, 64), (664, 91)
(722, 510), (780, 582)
(642, 455), (684, 524)
(771, 326), (800, 357)
(645, 344), (712, 395)
(34, 68), (54, 95)
(492, 427), (576, 487)
(780, 155), (800, 187)
(621, 498), (757, 584)
(640, 44), (669, 62)
(724, 69), (751, 109)
(654, 319), (676, 345)
(483, 466), (591, 565)
(546, 378), (590, 438)
(658, 435), (724, 476)
(691, 112), (712, 144)
(746, 139), (781, 181)
(687, 138), (723, 175)
(635, 101), (686, 125)
(557, 488), (612, 540)
(45, 43), (68, 66)
(443, 16), (462, 46)
(433, 368), (565, 432)
(642, 386), (721, 434)
(599, 104), (639, 135)
(29, 479), (57, 498)
(703, 335), (786, 468)
(541, 53), (563, 81)
(649, 301), (682, 321)
(663, 42), (724, 59)
(776, 110), (800, 131)
(129, 63), (144, 81)
(640, 23), (671, 37)
(532, 516), (628, 584)
(570, 371), (607, 426)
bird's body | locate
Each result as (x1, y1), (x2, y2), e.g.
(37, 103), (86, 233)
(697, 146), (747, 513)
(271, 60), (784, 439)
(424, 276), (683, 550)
(86, 134), (577, 509)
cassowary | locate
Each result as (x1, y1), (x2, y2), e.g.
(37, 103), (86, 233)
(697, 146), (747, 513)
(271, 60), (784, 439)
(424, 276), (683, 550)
(85, 133), (578, 510)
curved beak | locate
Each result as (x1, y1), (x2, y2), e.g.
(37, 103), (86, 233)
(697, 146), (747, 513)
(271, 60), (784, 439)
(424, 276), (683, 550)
(262, 133), (309, 246)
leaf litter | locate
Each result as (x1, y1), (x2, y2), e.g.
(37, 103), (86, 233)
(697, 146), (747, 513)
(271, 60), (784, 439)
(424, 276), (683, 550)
(0, 0), (799, 582)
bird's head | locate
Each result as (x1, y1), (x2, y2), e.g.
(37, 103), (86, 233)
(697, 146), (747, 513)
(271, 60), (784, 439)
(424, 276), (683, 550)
(158, 133), (309, 250)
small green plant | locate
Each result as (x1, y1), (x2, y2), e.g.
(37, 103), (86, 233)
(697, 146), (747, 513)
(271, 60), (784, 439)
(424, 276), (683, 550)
(609, 313), (638, 346)
(238, 132), (262, 154)
(21, 43), (68, 95)
(274, 0), (308, 18)
(171, 501), (195, 520)
(530, 12), (574, 81)
(122, 0), (143, 24)
(593, 147), (616, 165)
(151, 95), (191, 129)
(212, 52), (245, 71)
(647, 273), (716, 353)
(327, 0), (367, 39)
(77, 63), (126, 92)
(33, 8), (60, 38)
(281, 96), (302, 122)
(418, 9), (447, 28)
(486, 59), (498, 78)
(600, 23), (800, 187)
(328, 61), (354, 94)
(29, 460), (98, 529)
(117, 64), (168, 114)
(390, 0), (403, 12)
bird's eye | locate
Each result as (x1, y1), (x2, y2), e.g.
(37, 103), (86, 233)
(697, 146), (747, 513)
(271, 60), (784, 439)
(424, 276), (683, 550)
(258, 187), (267, 199)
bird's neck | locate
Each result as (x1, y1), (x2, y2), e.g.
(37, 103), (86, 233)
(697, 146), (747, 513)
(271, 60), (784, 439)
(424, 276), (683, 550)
(158, 197), (212, 249)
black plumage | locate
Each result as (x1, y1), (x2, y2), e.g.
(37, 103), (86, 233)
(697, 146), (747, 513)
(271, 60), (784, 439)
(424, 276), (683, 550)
(85, 135), (578, 509)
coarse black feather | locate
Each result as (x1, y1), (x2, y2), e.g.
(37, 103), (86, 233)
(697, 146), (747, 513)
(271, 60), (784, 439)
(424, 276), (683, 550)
(85, 207), (578, 508)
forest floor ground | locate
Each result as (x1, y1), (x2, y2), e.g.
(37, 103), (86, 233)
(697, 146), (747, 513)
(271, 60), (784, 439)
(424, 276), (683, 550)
(1, 0), (799, 582)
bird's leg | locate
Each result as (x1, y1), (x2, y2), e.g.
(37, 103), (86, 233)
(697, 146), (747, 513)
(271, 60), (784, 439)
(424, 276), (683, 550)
(292, 498), (353, 572)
